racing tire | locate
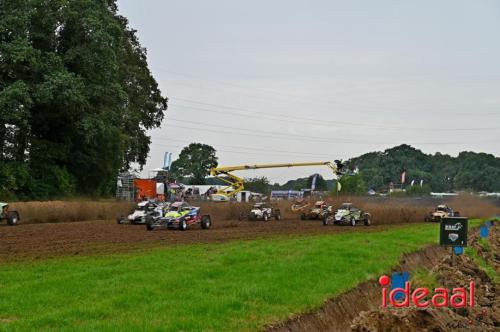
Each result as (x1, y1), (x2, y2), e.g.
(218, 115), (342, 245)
(323, 216), (329, 226)
(350, 217), (356, 227)
(179, 219), (188, 231)
(363, 215), (371, 226)
(300, 213), (306, 220)
(454, 211), (460, 217)
(201, 215), (212, 229)
(263, 213), (269, 222)
(117, 215), (125, 224)
(145, 215), (155, 231)
(7, 211), (19, 226)
(275, 211), (281, 221)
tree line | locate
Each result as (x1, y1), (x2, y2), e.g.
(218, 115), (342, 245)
(172, 143), (500, 195)
(349, 144), (500, 193)
(0, 0), (167, 200)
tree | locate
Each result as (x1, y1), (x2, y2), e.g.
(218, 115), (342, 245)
(244, 177), (270, 194)
(0, 0), (167, 199)
(170, 143), (218, 185)
(339, 174), (367, 195)
(348, 145), (500, 192)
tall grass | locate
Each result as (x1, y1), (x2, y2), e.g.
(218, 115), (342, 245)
(9, 195), (500, 225)
(10, 201), (134, 224)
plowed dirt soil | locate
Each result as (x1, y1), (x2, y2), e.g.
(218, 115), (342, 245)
(0, 218), (397, 262)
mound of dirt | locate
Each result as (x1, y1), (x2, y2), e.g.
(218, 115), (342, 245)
(472, 220), (499, 271)
(351, 307), (474, 332)
(268, 224), (499, 332)
(351, 225), (500, 332)
(266, 246), (447, 332)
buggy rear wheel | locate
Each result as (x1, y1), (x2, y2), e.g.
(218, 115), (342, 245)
(7, 211), (19, 226)
(146, 216), (154, 231)
(275, 211), (281, 221)
(363, 215), (371, 226)
(201, 215), (212, 229)
(323, 216), (329, 226)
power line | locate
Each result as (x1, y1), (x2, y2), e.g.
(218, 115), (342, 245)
(150, 136), (332, 157)
(150, 142), (331, 159)
(158, 68), (500, 116)
(160, 118), (499, 146)
(171, 100), (500, 132)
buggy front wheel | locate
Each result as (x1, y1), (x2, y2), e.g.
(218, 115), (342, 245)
(179, 219), (188, 231)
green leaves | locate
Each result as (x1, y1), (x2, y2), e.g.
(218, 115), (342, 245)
(350, 145), (500, 192)
(170, 143), (218, 185)
(0, 0), (167, 199)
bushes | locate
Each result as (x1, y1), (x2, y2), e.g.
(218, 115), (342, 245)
(0, 162), (77, 201)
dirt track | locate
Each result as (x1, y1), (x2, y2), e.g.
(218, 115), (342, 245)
(0, 218), (406, 262)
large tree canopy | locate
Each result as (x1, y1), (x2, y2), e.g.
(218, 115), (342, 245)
(349, 145), (500, 192)
(0, 0), (167, 199)
(170, 143), (218, 185)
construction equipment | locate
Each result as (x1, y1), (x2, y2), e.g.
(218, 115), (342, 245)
(210, 161), (345, 201)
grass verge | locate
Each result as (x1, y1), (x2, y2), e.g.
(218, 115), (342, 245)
(0, 222), (476, 331)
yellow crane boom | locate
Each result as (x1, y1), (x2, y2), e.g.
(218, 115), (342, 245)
(210, 161), (344, 198)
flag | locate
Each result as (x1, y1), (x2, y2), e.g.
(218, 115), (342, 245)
(311, 174), (318, 191)
(337, 181), (342, 192)
(401, 170), (407, 184)
(420, 179), (424, 187)
(411, 180), (415, 186)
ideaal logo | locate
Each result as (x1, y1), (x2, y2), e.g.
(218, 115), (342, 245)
(379, 275), (475, 308)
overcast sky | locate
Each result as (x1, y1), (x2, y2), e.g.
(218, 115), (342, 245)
(118, 0), (500, 183)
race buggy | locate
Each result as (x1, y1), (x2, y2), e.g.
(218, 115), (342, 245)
(424, 204), (460, 222)
(0, 202), (20, 226)
(146, 201), (212, 231)
(324, 203), (371, 226)
(300, 201), (332, 220)
(117, 200), (169, 224)
(239, 202), (281, 221)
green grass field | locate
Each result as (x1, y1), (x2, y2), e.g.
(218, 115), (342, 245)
(0, 223), (465, 331)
